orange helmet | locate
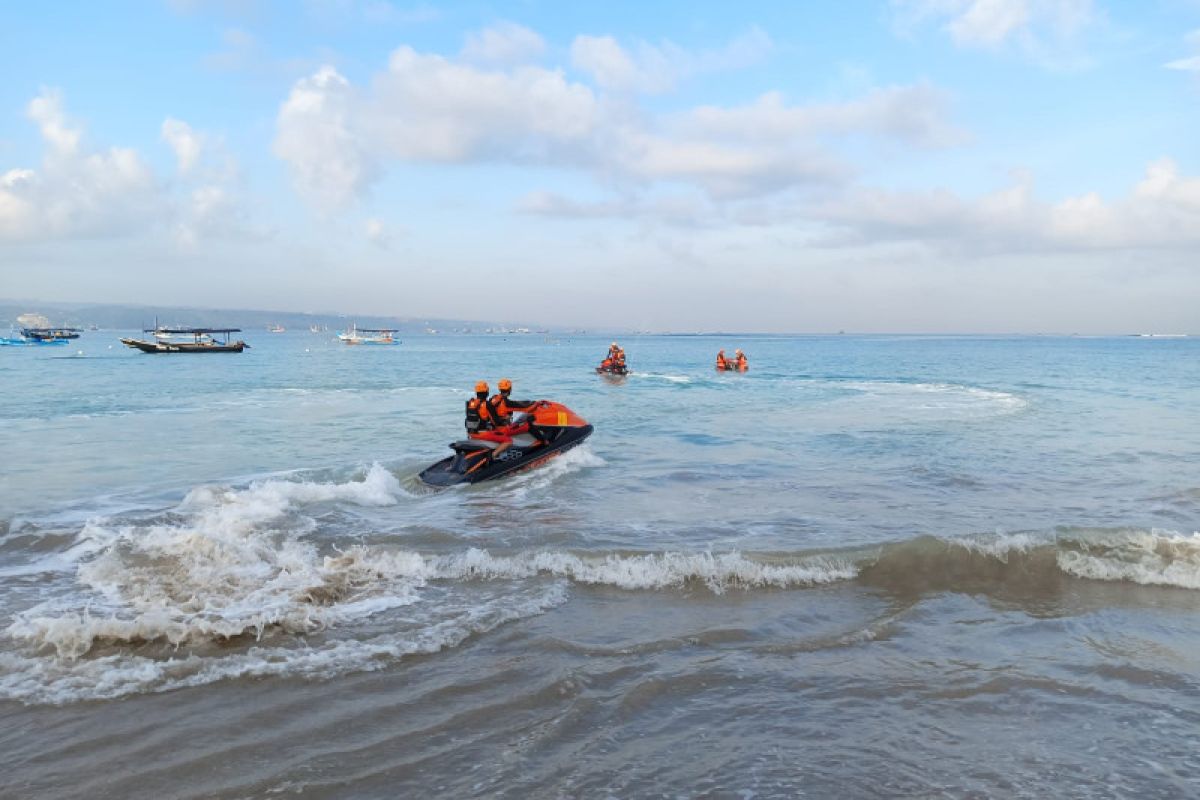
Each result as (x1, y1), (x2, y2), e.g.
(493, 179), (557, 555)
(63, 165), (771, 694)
(498, 378), (512, 392)
(475, 380), (489, 393)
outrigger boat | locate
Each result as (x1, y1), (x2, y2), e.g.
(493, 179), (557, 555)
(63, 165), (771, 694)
(26, 327), (81, 341)
(337, 323), (399, 345)
(0, 327), (79, 346)
(120, 327), (248, 353)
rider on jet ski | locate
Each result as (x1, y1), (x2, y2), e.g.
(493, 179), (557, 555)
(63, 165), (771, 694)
(465, 378), (543, 460)
(488, 378), (543, 458)
(465, 381), (504, 435)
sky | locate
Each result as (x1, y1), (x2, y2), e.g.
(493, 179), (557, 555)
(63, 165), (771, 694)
(1, 0), (1198, 333)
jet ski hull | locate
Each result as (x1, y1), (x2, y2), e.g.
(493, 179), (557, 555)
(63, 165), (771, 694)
(419, 423), (594, 487)
(596, 366), (628, 376)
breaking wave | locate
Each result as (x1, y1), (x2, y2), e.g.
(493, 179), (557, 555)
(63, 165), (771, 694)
(2, 461), (1197, 705)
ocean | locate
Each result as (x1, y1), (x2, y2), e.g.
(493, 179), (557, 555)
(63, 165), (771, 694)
(1, 331), (1198, 798)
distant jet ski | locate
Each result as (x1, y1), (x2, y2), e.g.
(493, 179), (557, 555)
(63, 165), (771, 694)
(595, 363), (628, 376)
(419, 401), (594, 487)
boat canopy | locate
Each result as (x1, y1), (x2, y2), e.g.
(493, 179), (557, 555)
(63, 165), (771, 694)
(144, 326), (242, 333)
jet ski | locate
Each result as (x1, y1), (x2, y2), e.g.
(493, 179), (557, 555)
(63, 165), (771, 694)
(595, 363), (628, 376)
(715, 362), (747, 372)
(419, 401), (594, 487)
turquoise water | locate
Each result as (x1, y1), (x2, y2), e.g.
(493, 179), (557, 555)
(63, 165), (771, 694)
(2, 332), (1199, 796)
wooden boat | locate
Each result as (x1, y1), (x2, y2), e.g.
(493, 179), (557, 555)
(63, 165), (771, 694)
(120, 327), (248, 353)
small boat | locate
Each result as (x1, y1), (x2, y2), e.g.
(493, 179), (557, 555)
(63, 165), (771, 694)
(268, 324), (286, 333)
(419, 401), (593, 486)
(24, 327), (80, 341)
(337, 323), (399, 345)
(120, 327), (248, 353)
(0, 327), (77, 346)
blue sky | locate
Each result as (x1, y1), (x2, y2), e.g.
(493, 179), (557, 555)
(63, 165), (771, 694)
(1, 1), (1198, 332)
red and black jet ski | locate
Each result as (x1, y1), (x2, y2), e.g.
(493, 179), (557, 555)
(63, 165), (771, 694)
(595, 362), (628, 376)
(419, 401), (594, 487)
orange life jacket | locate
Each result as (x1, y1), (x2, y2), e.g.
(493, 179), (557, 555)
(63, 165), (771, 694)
(465, 396), (500, 433)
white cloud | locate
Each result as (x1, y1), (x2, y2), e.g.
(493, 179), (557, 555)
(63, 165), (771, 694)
(364, 216), (390, 246)
(609, 131), (842, 199)
(947, 0), (1031, 47)
(272, 66), (374, 207)
(372, 47), (599, 162)
(161, 118), (204, 174)
(273, 55), (600, 203)
(892, 0), (1096, 63)
(569, 28), (771, 94)
(27, 90), (81, 155)
(274, 38), (959, 210)
(0, 90), (255, 245)
(684, 84), (964, 148)
(461, 21), (545, 65)
(813, 159), (1200, 252)
(0, 91), (158, 241)
(1165, 29), (1200, 72)
(518, 190), (714, 227)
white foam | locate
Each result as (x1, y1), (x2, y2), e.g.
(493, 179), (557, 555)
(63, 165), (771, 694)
(0, 584), (569, 705)
(955, 530), (1054, 560)
(418, 548), (858, 594)
(6, 466), (409, 659)
(631, 372), (692, 384)
(840, 380), (1027, 415)
(1056, 529), (1200, 590)
(503, 446), (606, 497)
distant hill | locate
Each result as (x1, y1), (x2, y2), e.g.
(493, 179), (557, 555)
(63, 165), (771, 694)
(0, 300), (595, 335)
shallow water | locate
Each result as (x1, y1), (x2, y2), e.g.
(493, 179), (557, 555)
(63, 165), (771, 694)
(2, 332), (1199, 797)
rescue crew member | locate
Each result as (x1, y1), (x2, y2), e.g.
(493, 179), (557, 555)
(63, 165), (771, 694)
(715, 349), (728, 370)
(735, 349), (748, 371)
(490, 378), (537, 424)
(464, 380), (503, 435)
(487, 378), (541, 459)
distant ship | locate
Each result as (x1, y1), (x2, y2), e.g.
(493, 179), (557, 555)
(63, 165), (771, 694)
(337, 323), (399, 345)
(268, 324), (286, 333)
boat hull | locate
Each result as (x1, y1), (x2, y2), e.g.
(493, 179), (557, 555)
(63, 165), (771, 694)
(120, 338), (246, 353)
(0, 338), (68, 347)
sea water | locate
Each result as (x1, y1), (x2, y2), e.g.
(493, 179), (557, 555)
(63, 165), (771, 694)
(1, 332), (1198, 797)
